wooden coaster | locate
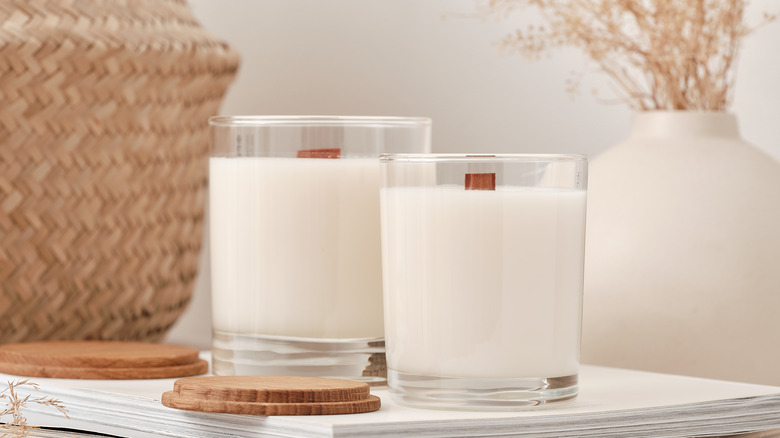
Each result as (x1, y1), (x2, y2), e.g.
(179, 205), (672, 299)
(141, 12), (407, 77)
(0, 341), (208, 379)
(162, 376), (381, 416)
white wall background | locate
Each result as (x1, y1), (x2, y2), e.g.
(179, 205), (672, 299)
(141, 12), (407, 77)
(166, 0), (780, 348)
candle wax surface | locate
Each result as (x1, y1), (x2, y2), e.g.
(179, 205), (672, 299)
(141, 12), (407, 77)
(210, 156), (384, 339)
(381, 185), (587, 378)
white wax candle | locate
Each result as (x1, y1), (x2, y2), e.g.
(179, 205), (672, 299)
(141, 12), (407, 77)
(210, 156), (384, 339)
(381, 185), (586, 378)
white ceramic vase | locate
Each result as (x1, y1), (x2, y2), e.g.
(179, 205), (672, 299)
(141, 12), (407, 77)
(581, 111), (780, 385)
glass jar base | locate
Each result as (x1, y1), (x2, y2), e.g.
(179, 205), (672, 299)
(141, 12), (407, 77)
(387, 369), (578, 411)
(212, 331), (386, 384)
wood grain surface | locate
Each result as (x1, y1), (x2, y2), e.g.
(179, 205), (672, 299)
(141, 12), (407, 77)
(0, 341), (201, 367)
(0, 341), (207, 379)
(0, 360), (209, 380)
(465, 173), (496, 191)
(296, 148), (341, 159)
(162, 391), (381, 416)
(171, 375), (370, 403)
(162, 375), (381, 416)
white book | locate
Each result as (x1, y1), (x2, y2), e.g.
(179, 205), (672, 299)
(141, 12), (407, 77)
(4, 361), (780, 438)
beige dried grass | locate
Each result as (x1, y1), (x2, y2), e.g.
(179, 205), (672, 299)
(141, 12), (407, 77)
(0, 380), (69, 438)
(481, 0), (776, 110)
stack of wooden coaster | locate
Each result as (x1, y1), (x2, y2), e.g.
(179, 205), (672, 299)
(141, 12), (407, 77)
(0, 341), (208, 379)
(162, 376), (381, 416)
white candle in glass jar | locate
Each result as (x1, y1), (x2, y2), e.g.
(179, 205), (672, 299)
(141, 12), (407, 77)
(380, 185), (587, 378)
(209, 156), (384, 339)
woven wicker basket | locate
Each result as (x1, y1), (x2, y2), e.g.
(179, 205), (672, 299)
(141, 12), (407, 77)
(0, 0), (239, 342)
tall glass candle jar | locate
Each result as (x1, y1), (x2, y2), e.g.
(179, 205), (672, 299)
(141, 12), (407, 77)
(380, 154), (587, 408)
(209, 116), (431, 382)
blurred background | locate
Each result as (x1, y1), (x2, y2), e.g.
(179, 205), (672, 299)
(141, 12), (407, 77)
(166, 0), (780, 349)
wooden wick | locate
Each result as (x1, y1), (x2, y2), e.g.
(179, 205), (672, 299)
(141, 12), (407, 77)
(465, 173), (496, 191)
(297, 148), (341, 159)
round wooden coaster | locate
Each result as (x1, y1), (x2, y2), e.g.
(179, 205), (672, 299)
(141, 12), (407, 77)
(0, 341), (200, 367)
(161, 376), (381, 416)
(0, 360), (209, 380)
(0, 341), (208, 379)
(171, 375), (370, 403)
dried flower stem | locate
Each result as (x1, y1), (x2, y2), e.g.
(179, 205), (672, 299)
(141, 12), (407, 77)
(1, 380), (69, 438)
(482, 0), (776, 110)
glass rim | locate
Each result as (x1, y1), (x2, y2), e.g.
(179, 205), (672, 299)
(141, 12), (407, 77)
(380, 153), (588, 163)
(208, 115), (432, 128)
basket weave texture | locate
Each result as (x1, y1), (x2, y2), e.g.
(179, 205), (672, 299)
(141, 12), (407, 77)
(0, 0), (239, 342)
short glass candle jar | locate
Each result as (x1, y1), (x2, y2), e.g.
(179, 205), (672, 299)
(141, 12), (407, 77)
(379, 154), (587, 408)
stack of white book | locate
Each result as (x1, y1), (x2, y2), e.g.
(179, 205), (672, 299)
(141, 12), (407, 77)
(5, 362), (780, 437)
